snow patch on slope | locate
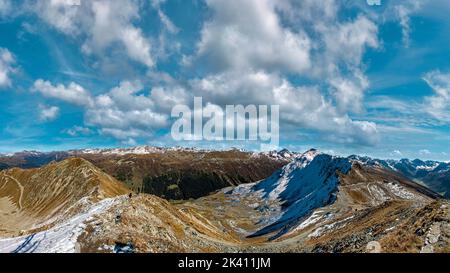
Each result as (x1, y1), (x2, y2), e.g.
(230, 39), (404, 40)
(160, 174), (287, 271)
(416, 162), (440, 171)
(386, 182), (415, 200)
(308, 215), (355, 238)
(258, 149), (321, 201)
(0, 197), (121, 253)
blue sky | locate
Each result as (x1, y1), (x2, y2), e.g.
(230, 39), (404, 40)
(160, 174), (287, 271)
(0, 0), (450, 160)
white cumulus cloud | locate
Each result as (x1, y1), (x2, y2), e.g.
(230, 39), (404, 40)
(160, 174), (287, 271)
(39, 105), (60, 122)
(32, 80), (169, 143)
(423, 70), (450, 121)
(191, 71), (379, 146)
(0, 0), (12, 16)
(66, 126), (92, 136)
(394, 0), (421, 48)
(32, 79), (94, 107)
(33, 0), (154, 68)
(192, 0), (311, 74)
(0, 48), (16, 88)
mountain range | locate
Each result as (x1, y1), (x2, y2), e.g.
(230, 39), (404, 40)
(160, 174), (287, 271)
(0, 147), (291, 200)
(0, 147), (449, 253)
(349, 155), (450, 198)
(1, 147), (448, 199)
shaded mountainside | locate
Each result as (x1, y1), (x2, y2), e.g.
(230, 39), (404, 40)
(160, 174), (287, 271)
(0, 148), (290, 200)
(248, 150), (352, 238)
(76, 149), (290, 199)
(1, 150), (448, 253)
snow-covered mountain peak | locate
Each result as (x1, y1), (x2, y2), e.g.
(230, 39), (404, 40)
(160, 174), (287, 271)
(8, 150), (44, 157)
(295, 148), (321, 165)
(242, 153), (352, 238)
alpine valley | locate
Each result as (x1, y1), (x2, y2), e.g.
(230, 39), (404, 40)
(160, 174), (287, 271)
(0, 147), (449, 253)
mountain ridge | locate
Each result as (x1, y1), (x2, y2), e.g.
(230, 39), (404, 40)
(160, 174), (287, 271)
(0, 157), (130, 237)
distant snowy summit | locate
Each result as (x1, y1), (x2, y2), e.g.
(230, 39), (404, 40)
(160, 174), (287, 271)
(70, 145), (294, 157)
(70, 146), (187, 155)
(348, 155), (450, 181)
(67, 146), (299, 162)
(348, 155), (450, 198)
(348, 155), (449, 174)
(71, 146), (301, 159)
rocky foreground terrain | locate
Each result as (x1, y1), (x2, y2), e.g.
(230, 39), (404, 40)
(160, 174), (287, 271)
(0, 148), (449, 253)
